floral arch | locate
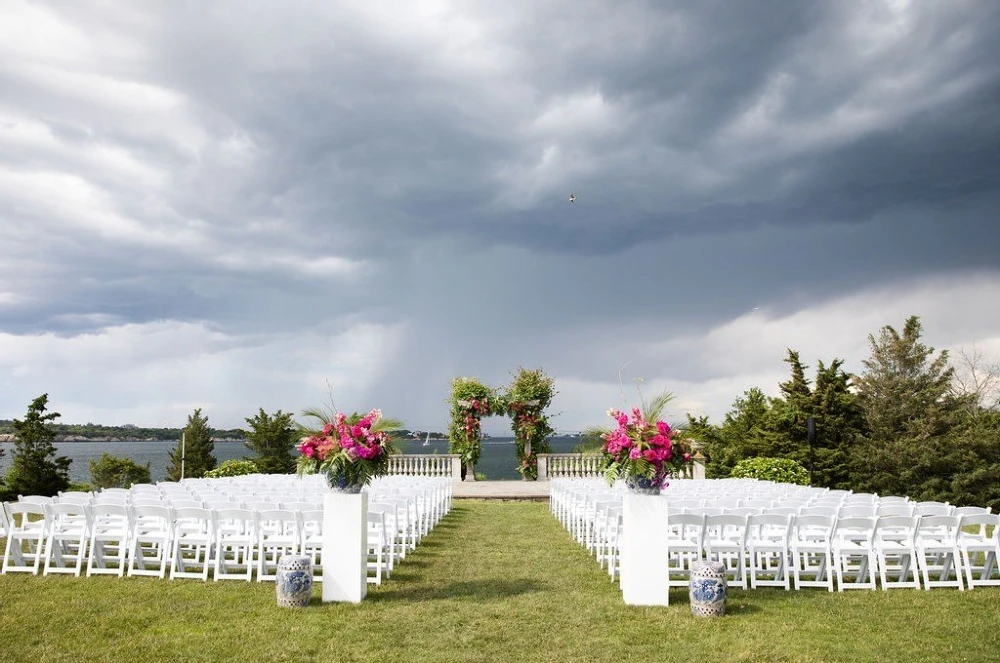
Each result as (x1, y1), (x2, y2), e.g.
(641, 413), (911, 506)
(447, 368), (556, 480)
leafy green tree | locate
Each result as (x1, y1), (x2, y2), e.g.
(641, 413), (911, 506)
(166, 408), (217, 480)
(4, 394), (71, 497)
(89, 453), (151, 489)
(241, 408), (298, 474)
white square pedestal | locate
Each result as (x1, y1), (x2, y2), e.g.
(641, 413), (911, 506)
(621, 493), (670, 606)
(322, 492), (368, 603)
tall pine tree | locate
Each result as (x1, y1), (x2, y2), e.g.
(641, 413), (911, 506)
(166, 408), (217, 480)
(241, 408), (298, 474)
(851, 316), (963, 499)
(5, 394), (71, 497)
(687, 387), (772, 478)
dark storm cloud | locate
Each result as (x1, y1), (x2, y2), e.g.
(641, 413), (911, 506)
(2, 0), (999, 427)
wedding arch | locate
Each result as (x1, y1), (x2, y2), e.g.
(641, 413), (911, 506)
(447, 368), (555, 480)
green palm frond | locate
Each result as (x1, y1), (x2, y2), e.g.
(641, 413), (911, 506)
(641, 390), (675, 422)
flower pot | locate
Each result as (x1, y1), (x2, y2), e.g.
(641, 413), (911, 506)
(323, 469), (364, 493)
(625, 476), (661, 496)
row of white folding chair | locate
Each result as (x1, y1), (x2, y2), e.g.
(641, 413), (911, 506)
(1, 501), (364, 583)
(588, 510), (996, 592)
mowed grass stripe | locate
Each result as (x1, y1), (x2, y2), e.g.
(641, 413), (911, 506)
(1, 500), (999, 662)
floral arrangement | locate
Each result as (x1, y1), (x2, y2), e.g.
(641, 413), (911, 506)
(448, 377), (501, 473)
(506, 367), (555, 480)
(596, 393), (693, 490)
(297, 409), (396, 489)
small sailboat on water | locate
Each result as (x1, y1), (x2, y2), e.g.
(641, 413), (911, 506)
(422, 431), (431, 447)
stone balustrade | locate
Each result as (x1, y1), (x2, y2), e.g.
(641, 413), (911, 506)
(537, 453), (604, 479)
(388, 454), (462, 480)
(537, 453), (706, 480)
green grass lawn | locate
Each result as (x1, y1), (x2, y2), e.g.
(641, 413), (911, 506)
(2, 500), (999, 662)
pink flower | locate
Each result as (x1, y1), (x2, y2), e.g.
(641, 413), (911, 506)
(656, 420), (671, 436)
(629, 447), (641, 460)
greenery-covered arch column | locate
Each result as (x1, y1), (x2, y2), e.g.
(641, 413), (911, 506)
(448, 377), (503, 481)
(506, 368), (555, 480)
(447, 368), (556, 481)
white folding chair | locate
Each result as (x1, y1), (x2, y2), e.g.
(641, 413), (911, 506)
(2, 502), (48, 574)
(874, 516), (920, 590)
(746, 514), (791, 590)
(915, 502), (953, 517)
(703, 514), (748, 589)
(0, 502), (9, 540)
(170, 507), (214, 581)
(256, 509), (299, 581)
(17, 495), (54, 506)
(127, 504), (173, 579)
(833, 517), (877, 590)
(958, 513), (1000, 588)
(366, 510), (387, 585)
(915, 515), (965, 590)
(213, 508), (257, 581)
(298, 510), (324, 583)
(666, 513), (705, 589)
(42, 503), (91, 576)
(790, 514), (835, 591)
(87, 503), (131, 577)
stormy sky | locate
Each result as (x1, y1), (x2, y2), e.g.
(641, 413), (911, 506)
(2, 0), (999, 434)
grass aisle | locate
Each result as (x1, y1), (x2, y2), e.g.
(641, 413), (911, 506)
(2, 500), (999, 662)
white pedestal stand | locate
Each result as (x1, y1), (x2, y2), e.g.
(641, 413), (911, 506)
(621, 493), (670, 606)
(322, 492), (368, 603)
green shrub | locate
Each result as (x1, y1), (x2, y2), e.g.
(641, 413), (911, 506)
(730, 457), (810, 485)
(89, 453), (151, 489)
(204, 459), (259, 478)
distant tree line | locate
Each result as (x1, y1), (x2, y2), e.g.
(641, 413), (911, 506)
(0, 421), (245, 441)
(687, 316), (1000, 511)
(0, 402), (309, 498)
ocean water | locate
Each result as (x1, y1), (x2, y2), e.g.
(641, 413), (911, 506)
(0, 436), (587, 484)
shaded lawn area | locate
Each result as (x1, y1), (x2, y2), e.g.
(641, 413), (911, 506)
(2, 500), (999, 662)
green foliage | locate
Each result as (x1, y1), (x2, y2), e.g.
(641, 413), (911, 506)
(506, 367), (556, 479)
(204, 459), (259, 478)
(240, 408), (298, 474)
(730, 457), (810, 485)
(166, 408), (217, 480)
(447, 377), (502, 471)
(4, 394), (71, 498)
(89, 453), (151, 489)
(851, 317), (969, 500)
(854, 316), (958, 442)
(687, 387), (772, 478)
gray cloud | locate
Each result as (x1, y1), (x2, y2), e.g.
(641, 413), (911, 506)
(1, 0), (999, 428)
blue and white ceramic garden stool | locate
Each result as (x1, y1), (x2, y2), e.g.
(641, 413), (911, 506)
(689, 561), (727, 617)
(276, 555), (313, 608)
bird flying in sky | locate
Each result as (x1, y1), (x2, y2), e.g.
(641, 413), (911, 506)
(568, 193), (576, 203)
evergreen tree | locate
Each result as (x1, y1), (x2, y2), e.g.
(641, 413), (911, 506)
(851, 316), (963, 498)
(241, 408), (298, 474)
(4, 394), (71, 497)
(166, 408), (216, 480)
(687, 387), (772, 478)
(766, 350), (866, 488)
(809, 358), (866, 489)
(763, 350), (814, 468)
